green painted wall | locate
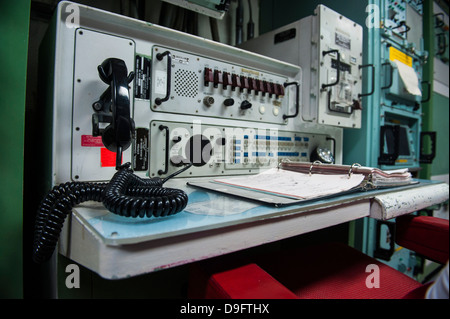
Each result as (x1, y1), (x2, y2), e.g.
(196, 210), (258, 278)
(260, 0), (368, 33)
(431, 92), (450, 176)
(421, 0), (449, 179)
(0, 0), (30, 298)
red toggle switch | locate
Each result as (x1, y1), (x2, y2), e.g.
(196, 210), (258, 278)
(240, 75), (249, 91)
(276, 84), (285, 97)
(273, 83), (279, 96)
(265, 81), (273, 95)
(213, 69), (223, 88)
(204, 68), (213, 86)
(231, 74), (241, 91)
(256, 79), (265, 93)
(250, 78), (257, 92)
(223, 72), (232, 89)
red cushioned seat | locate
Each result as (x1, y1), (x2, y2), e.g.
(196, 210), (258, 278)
(188, 215), (449, 299)
(253, 242), (422, 299)
(396, 215), (449, 264)
(189, 262), (298, 299)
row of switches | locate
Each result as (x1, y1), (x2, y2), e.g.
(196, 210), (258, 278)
(204, 68), (285, 97)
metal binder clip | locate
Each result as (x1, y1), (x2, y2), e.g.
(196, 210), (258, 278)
(279, 158), (291, 171)
(348, 163), (361, 179)
(309, 161), (322, 176)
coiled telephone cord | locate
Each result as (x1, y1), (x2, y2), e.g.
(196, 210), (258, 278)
(33, 163), (191, 263)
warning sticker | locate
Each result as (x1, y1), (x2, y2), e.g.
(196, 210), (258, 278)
(389, 47), (413, 67)
(81, 135), (103, 147)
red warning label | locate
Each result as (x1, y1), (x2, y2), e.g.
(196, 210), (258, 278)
(81, 135), (103, 147)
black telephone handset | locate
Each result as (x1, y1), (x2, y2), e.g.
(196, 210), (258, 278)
(92, 58), (135, 168)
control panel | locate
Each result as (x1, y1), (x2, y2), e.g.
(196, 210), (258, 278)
(376, 0), (427, 169)
(45, 1), (343, 187)
(150, 46), (291, 125)
(239, 5), (364, 129)
(384, 0), (408, 38)
(148, 121), (334, 178)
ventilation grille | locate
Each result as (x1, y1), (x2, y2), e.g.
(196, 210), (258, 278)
(174, 69), (199, 98)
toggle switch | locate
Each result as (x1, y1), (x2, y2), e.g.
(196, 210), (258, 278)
(265, 81), (273, 95)
(231, 74), (241, 91)
(240, 100), (252, 110)
(204, 68), (213, 86)
(213, 69), (223, 88)
(256, 79), (265, 93)
(240, 75), (249, 92)
(249, 78), (257, 92)
(172, 135), (182, 143)
(274, 84), (285, 98)
(223, 72), (232, 89)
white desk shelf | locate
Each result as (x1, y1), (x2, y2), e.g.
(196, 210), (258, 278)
(58, 178), (449, 279)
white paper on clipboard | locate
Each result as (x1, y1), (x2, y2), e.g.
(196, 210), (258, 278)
(393, 60), (422, 96)
(212, 168), (366, 200)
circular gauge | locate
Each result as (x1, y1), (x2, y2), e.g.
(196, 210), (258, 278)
(310, 147), (334, 164)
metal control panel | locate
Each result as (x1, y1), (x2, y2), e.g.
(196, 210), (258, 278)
(45, 1), (343, 185)
(239, 5), (364, 129)
(376, 0), (428, 170)
(384, 0), (408, 38)
(148, 121), (334, 178)
(150, 46), (290, 125)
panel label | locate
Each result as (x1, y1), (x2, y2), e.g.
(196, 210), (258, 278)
(133, 128), (149, 171)
(155, 70), (167, 95)
(389, 47), (412, 67)
(135, 55), (151, 100)
(274, 28), (296, 44)
(335, 32), (351, 50)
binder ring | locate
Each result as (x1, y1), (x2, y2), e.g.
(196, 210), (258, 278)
(309, 161), (322, 176)
(348, 163), (361, 178)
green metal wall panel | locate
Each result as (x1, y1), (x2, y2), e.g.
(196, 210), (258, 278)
(431, 92), (450, 176)
(0, 0), (31, 298)
(421, 0), (449, 179)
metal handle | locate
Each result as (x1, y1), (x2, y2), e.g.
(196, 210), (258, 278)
(436, 33), (447, 56)
(392, 20), (410, 35)
(158, 125), (169, 175)
(373, 221), (396, 261)
(381, 62), (393, 90)
(154, 51), (172, 106)
(321, 50), (340, 89)
(358, 64), (375, 98)
(283, 81), (299, 120)
(420, 131), (436, 164)
(421, 80), (431, 103)
(434, 13), (445, 28)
